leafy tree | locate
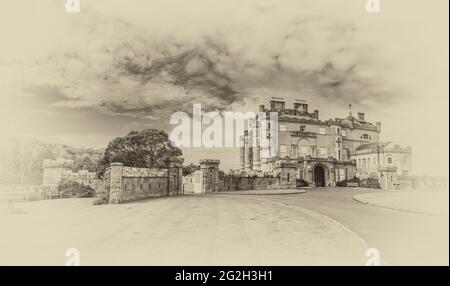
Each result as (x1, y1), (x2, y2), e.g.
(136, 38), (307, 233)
(182, 163), (200, 176)
(0, 138), (103, 186)
(96, 129), (182, 178)
(58, 181), (95, 198)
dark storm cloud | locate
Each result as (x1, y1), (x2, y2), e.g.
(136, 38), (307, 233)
(12, 4), (400, 119)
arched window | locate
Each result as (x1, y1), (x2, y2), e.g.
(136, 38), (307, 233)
(387, 156), (393, 164)
(297, 139), (311, 156)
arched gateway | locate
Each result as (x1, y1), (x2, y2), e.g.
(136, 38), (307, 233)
(313, 165), (326, 187)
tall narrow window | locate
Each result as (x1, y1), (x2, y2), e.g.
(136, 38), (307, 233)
(280, 144), (287, 157)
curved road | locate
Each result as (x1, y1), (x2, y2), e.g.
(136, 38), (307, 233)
(214, 188), (449, 265)
(0, 188), (448, 265)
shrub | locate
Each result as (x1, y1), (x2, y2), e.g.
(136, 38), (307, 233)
(58, 181), (95, 198)
(336, 177), (361, 187)
(93, 196), (109, 205)
(336, 180), (348, 187)
(360, 178), (381, 189)
(296, 179), (309, 187)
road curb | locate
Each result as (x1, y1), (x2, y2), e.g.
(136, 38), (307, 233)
(352, 195), (447, 217)
(208, 190), (307, 196)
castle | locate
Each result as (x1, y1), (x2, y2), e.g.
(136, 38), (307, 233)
(238, 97), (412, 189)
(41, 159), (99, 189)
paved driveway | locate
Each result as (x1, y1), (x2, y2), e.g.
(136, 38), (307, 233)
(0, 188), (447, 265)
(242, 188), (449, 265)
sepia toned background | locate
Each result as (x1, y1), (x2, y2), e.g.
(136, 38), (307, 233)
(0, 0), (448, 267)
(0, 0), (448, 176)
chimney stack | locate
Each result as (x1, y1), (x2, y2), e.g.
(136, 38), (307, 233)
(357, 112), (365, 121)
(313, 109), (319, 119)
(269, 97), (286, 111)
(293, 99), (308, 113)
(376, 122), (381, 133)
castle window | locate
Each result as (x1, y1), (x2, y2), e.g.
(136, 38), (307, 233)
(319, 127), (326, 135)
(387, 156), (393, 164)
(336, 128), (340, 135)
(280, 144), (287, 156)
(319, 147), (328, 158)
(361, 134), (371, 140)
(299, 146), (310, 156)
(292, 146), (298, 157)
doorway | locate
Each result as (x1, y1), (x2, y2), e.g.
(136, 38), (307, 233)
(314, 165), (326, 187)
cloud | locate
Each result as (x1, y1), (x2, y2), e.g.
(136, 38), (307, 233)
(1, 0), (402, 120)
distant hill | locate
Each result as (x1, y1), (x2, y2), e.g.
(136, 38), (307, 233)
(0, 138), (103, 186)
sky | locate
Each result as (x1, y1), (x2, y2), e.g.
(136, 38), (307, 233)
(0, 0), (448, 176)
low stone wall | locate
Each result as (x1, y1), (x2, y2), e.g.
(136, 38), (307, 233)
(397, 176), (449, 192)
(219, 175), (278, 192)
(107, 161), (183, 203)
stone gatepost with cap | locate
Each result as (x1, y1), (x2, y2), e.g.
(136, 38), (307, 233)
(109, 162), (124, 203)
(199, 159), (220, 193)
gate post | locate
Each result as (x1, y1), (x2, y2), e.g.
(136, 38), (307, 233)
(109, 162), (123, 203)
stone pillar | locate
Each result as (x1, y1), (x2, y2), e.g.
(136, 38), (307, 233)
(168, 158), (184, 195)
(244, 131), (251, 171)
(109, 162), (123, 204)
(239, 135), (245, 171)
(252, 121), (261, 171)
(199, 159), (220, 193)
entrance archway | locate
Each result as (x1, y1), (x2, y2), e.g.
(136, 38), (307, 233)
(313, 165), (326, 187)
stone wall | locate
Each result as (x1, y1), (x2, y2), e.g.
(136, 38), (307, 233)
(42, 158), (101, 193)
(397, 175), (449, 192)
(107, 160), (183, 203)
(219, 175), (278, 192)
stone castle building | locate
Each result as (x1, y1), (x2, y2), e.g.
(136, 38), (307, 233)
(239, 97), (412, 188)
(42, 159), (99, 189)
(354, 142), (412, 189)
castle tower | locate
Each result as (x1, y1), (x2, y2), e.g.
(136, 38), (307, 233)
(239, 135), (245, 171)
(252, 119), (261, 171)
(244, 131), (251, 171)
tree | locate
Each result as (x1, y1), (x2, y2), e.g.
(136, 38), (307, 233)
(96, 129), (182, 178)
(182, 163), (200, 176)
